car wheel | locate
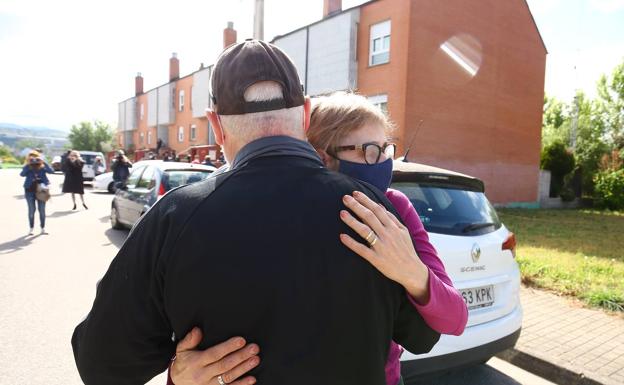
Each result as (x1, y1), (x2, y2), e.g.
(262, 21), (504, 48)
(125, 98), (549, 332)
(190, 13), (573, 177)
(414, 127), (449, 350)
(111, 205), (124, 230)
(107, 182), (115, 194)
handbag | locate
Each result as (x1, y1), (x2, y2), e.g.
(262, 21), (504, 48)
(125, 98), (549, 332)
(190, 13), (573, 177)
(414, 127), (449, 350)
(35, 183), (51, 202)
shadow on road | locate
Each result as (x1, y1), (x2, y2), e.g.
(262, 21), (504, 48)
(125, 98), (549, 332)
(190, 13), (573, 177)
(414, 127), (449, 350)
(0, 234), (41, 255)
(405, 364), (522, 385)
(104, 228), (129, 249)
(99, 215), (110, 223)
(48, 210), (80, 218)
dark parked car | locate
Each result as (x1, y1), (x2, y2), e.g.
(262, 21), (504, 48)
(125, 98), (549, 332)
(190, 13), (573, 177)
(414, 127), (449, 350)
(110, 160), (216, 229)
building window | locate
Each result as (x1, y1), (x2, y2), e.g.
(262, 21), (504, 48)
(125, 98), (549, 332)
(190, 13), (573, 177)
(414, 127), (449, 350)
(370, 20), (391, 66)
(147, 131), (152, 145)
(139, 132), (144, 145)
(368, 94), (388, 115)
(190, 124), (197, 141)
(140, 103), (145, 120)
(190, 86), (193, 111)
(179, 90), (185, 112)
(178, 126), (184, 142)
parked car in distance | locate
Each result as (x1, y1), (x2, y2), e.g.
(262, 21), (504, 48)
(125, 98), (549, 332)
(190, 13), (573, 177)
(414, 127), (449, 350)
(93, 160), (150, 193)
(60, 150), (106, 181)
(51, 155), (62, 172)
(390, 160), (521, 381)
(110, 161), (216, 229)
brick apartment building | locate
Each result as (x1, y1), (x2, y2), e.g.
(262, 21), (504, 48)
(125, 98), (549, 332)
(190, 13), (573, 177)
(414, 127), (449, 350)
(116, 23), (238, 163)
(117, 0), (546, 205)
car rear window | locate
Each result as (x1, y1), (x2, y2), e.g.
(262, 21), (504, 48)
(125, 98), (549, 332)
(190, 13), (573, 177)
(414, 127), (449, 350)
(80, 154), (97, 165)
(391, 182), (501, 236)
(162, 170), (212, 191)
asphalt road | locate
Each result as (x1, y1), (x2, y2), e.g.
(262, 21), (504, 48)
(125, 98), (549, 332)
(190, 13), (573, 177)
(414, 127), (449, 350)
(0, 169), (557, 385)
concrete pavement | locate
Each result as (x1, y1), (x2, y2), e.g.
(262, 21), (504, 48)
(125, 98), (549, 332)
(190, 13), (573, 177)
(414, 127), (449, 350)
(0, 169), (167, 385)
(498, 286), (624, 385)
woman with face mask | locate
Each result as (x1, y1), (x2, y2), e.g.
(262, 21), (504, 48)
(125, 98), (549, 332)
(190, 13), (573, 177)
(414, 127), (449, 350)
(167, 93), (467, 385)
(307, 92), (468, 385)
(20, 150), (54, 235)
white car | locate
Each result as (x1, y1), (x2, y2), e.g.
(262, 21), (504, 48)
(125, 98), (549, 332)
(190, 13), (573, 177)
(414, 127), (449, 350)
(93, 160), (149, 193)
(76, 151), (106, 181)
(391, 161), (521, 380)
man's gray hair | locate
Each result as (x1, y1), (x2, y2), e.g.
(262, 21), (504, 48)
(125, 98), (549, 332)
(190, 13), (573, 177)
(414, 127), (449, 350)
(218, 81), (304, 143)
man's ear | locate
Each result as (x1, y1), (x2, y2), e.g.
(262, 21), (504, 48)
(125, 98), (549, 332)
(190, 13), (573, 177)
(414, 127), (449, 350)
(207, 109), (224, 146)
(303, 97), (311, 134)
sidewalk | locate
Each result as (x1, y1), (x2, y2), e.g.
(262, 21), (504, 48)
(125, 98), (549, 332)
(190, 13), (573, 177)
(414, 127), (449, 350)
(498, 286), (624, 385)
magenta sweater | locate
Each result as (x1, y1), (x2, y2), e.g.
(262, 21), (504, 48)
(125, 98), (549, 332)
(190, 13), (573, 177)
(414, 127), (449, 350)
(166, 189), (467, 385)
(384, 189), (468, 385)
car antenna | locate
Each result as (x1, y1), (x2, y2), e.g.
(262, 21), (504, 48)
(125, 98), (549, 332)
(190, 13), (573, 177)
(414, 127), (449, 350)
(402, 119), (424, 163)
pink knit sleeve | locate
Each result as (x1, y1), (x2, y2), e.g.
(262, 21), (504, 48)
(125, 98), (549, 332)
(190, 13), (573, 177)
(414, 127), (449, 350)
(386, 189), (468, 335)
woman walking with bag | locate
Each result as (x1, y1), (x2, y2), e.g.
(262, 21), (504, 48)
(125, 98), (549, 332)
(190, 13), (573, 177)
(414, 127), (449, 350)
(20, 150), (54, 235)
(62, 150), (88, 210)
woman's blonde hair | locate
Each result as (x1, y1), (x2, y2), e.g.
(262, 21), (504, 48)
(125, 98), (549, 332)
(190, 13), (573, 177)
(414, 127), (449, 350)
(308, 92), (394, 155)
(24, 150), (43, 169)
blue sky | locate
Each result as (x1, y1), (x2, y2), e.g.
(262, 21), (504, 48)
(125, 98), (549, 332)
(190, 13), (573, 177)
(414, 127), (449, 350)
(0, 0), (623, 131)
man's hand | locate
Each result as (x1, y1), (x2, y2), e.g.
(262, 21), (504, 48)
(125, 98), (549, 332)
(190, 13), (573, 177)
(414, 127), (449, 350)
(171, 328), (260, 385)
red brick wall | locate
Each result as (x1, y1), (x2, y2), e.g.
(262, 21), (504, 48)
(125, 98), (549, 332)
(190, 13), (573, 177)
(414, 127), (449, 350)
(358, 0), (545, 204)
(168, 75), (210, 155)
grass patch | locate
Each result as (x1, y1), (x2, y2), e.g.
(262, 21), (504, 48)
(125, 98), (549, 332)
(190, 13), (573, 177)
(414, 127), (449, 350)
(0, 163), (22, 169)
(499, 209), (624, 313)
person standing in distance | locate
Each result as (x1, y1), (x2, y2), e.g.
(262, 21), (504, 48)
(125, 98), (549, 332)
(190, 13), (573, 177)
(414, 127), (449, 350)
(20, 150), (54, 235)
(62, 150), (88, 210)
(71, 40), (439, 385)
(111, 150), (132, 190)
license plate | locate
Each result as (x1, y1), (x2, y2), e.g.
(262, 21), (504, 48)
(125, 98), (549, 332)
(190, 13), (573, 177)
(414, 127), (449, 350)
(461, 285), (494, 310)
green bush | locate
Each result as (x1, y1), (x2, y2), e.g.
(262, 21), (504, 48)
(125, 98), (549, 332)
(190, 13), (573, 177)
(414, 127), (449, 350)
(594, 169), (624, 210)
(541, 141), (576, 197)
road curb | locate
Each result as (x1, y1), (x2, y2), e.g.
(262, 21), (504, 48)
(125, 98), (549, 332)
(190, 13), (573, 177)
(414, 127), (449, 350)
(496, 348), (614, 385)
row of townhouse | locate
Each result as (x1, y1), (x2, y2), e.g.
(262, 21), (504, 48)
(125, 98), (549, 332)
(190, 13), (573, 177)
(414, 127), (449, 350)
(117, 0), (546, 205)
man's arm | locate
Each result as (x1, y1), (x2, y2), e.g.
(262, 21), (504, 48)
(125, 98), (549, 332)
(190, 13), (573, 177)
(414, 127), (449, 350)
(72, 202), (176, 385)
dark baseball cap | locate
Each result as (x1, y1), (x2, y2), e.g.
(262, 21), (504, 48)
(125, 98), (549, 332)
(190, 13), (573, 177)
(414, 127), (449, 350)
(211, 39), (305, 115)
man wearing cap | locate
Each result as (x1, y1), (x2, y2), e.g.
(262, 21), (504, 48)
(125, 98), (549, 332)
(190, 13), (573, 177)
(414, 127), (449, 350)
(71, 40), (439, 385)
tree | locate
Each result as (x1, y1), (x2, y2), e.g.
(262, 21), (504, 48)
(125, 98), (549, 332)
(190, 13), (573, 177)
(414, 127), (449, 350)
(596, 59), (624, 151)
(541, 141), (575, 197)
(542, 95), (569, 147)
(68, 121), (114, 152)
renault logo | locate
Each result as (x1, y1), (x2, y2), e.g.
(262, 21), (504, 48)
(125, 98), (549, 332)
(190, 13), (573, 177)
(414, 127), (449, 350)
(471, 243), (481, 263)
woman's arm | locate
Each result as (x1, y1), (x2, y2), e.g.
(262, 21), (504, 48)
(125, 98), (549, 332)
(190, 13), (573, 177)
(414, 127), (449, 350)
(43, 162), (54, 174)
(340, 190), (468, 335)
(20, 165), (29, 177)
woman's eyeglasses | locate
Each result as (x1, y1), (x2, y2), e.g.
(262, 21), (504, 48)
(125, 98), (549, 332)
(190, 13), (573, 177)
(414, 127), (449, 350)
(334, 142), (396, 165)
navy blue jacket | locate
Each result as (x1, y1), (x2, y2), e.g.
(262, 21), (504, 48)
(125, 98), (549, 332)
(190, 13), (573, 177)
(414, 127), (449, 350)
(20, 163), (53, 189)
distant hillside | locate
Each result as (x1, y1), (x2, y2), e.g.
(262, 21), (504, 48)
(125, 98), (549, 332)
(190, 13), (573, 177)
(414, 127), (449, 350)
(0, 123), (68, 139)
(0, 123), (68, 154)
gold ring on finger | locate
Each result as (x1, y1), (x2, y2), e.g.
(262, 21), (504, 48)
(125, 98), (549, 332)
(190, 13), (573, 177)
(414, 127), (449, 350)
(217, 375), (226, 385)
(365, 230), (375, 243)
(369, 236), (378, 247)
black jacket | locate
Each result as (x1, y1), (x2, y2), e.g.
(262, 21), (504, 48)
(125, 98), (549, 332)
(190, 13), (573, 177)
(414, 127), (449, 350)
(72, 136), (439, 385)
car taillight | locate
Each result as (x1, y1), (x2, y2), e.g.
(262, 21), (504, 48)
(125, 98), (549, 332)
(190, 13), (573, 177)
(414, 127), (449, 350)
(502, 232), (516, 258)
(158, 183), (166, 197)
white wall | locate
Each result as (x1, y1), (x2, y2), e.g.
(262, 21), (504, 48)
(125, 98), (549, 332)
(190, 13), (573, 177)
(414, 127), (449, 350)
(192, 67), (212, 118)
(307, 10), (359, 95)
(125, 98), (136, 130)
(117, 102), (125, 132)
(274, 9), (359, 96)
(157, 83), (174, 125)
(147, 89), (158, 127)
(273, 29), (308, 89)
